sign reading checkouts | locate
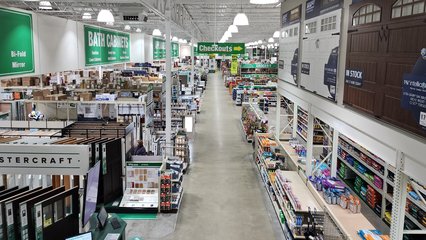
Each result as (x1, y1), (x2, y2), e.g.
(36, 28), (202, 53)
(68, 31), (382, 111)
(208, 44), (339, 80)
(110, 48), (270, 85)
(197, 42), (245, 55)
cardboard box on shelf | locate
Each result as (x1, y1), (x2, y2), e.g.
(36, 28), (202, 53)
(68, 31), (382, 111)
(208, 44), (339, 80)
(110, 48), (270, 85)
(45, 94), (67, 101)
(33, 96), (45, 100)
(22, 77), (35, 86)
(11, 78), (22, 86)
(80, 92), (93, 101)
(1, 80), (11, 87)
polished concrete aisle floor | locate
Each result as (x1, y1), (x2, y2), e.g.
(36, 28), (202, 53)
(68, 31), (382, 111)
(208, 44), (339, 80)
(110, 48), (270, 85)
(163, 72), (278, 240)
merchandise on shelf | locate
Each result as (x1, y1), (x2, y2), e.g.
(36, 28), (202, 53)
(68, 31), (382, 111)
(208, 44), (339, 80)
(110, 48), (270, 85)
(241, 103), (268, 142)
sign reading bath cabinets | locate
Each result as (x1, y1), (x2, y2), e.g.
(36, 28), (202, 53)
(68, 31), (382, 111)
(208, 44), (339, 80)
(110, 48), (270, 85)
(84, 25), (130, 66)
(300, 0), (343, 101)
(197, 42), (245, 55)
(0, 144), (90, 175)
(401, 48), (426, 130)
(0, 8), (34, 77)
(278, 5), (302, 85)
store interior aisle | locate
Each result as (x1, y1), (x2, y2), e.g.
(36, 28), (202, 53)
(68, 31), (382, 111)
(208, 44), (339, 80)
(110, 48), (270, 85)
(164, 72), (278, 240)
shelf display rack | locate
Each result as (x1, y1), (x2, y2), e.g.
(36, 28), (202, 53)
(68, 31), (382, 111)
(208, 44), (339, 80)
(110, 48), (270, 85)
(254, 133), (324, 239)
(337, 133), (426, 235)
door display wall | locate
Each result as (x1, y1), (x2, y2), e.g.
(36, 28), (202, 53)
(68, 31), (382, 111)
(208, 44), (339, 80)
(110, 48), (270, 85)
(344, 0), (426, 137)
(301, 0), (343, 101)
(278, 5), (302, 85)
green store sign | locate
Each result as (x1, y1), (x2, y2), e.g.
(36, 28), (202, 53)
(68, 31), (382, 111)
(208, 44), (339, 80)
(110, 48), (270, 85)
(241, 63), (278, 68)
(0, 8), (34, 77)
(153, 38), (179, 60)
(84, 25), (130, 66)
(198, 42), (245, 55)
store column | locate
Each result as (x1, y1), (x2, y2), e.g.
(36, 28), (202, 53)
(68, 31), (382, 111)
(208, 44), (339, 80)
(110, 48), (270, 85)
(292, 102), (298, 138)
(390, 152), (409, 239)
(275, 94), (281, 140)
(331, 129), (339, 177)
(191, 38), (195, 92)
(306, 108), (314, 177)
(165, 20), (172, 155)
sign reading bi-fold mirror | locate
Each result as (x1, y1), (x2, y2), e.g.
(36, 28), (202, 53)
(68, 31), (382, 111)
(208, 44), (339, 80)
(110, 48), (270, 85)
(300, 0), (343, 101)
(84, 25), (130, 66)
(0, 145), (90, 175)
(0, 8), (35, 77)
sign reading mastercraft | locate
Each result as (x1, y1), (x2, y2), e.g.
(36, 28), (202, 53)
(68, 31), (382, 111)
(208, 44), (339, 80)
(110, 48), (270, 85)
(198, 42), (245, 55)
(0, 8), (34, 77)
(84, 25), (130, 66)
(0, 144), (90, 175)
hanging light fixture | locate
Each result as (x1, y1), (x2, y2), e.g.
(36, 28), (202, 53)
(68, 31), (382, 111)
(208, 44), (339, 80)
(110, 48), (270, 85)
(82, 12), (92, 20)
(39, 1), (52, 10)
(228, 25), (238, 33)
(250, 0), (279, 4)
(97, 9), (114, 23)
(136, 28), (142, 33)
(273, 30), (280, 38)
(124, 25), (131, 30)
(257, 40), (263, 44)
(152, 29), (162, 36)
(105, 22), (114, 26)
(268, 37), (274, 43)
(224, 31), (232, 38)
(233, 0), (249, 26)
(172, 36), (178, 42)
(182, 39), (188, 44)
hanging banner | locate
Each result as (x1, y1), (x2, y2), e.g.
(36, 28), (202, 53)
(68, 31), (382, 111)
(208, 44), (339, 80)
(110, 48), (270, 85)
(0, 8), (34, 77)
(300, 0), (343, 101)
(153, 38), (179, 60)
(84, 25), (130, 66)
(198, 42), (245, 55)
(231, 55), (238, 75)
(172, 42), (179, 58)
(278, 5), (301, 85)
(401, 48), (426, 130)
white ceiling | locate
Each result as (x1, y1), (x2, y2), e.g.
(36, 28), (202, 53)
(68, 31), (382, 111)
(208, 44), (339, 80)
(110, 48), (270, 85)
(1, 0), (282, 43)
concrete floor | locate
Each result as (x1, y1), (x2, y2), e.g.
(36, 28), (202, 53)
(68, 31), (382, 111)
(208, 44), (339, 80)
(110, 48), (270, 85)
(161, 72), (279, 240)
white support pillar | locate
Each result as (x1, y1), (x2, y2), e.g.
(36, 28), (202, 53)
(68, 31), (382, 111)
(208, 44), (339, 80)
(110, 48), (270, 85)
(292, 103), (298, 138)
(275, 94), (281, 140)
(191, 38), (195, 92)
(165, 20), (172, 156)
(306, 108), (314, 177)
(98, 66), (103, 83)
(390, 151), (408, 240)
(331, 129), (339, 177)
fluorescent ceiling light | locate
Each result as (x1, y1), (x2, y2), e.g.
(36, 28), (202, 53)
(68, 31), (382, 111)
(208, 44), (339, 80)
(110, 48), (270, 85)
(224, 31), (232, 38)
(136, 28), (142, 33)
(182, 39), (188, 44)
(233, 13), (249, 26)
(172, 36), (178, 42)
(82, 12), (92, 20)
(152, 29), (162, 36)
(273, 30), (280, 38)
(97, 9), (114, 23)
(258, 40), (263, 44)
(250, 0), (279, 4)
(39, 1), (52, 10)
(228, 25), (238, 33)
(124, 25), (131, 30)
(268, 37), (274, 43)
(105, 22), (114, 26)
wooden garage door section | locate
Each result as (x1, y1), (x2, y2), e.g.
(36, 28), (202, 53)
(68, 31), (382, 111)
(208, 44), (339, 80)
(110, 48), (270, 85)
(345, 0), (426, 137)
